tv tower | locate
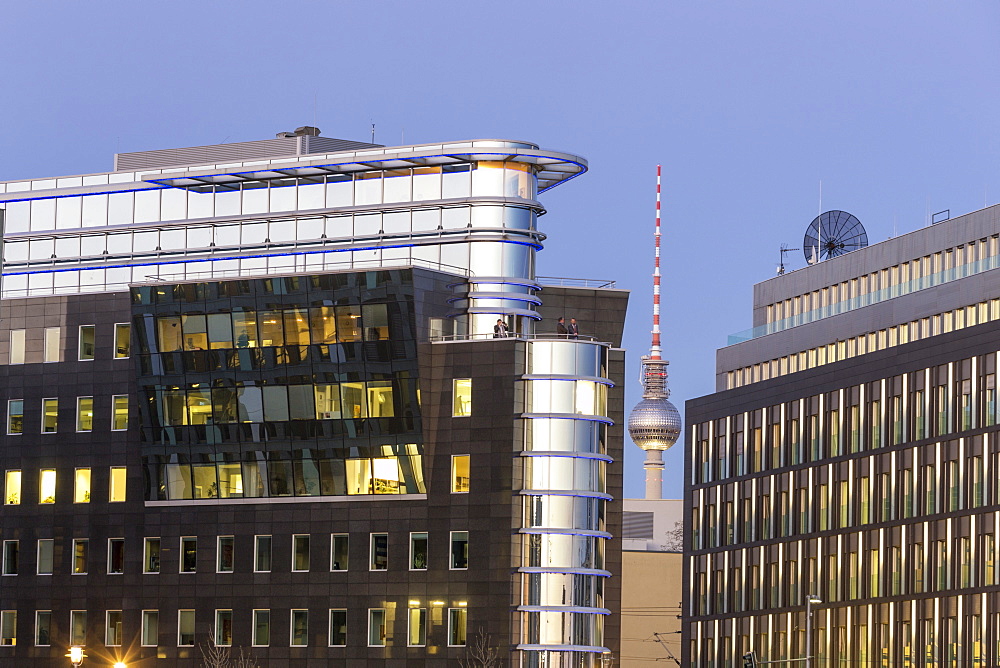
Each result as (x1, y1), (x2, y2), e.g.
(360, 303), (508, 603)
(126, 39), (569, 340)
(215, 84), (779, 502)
(627, 165), (681, 500)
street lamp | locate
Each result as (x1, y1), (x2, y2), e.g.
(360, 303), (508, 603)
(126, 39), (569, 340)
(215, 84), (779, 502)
(65, 646), (86, 667)
(113, 662), (127, 668)
(805, 595), (822, 668)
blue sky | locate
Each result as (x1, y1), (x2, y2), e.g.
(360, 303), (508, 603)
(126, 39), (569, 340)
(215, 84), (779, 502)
(2, 2), (998, 498)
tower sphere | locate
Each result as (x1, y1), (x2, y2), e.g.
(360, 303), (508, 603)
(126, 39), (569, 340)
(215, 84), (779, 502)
(628, 396), (681, 451)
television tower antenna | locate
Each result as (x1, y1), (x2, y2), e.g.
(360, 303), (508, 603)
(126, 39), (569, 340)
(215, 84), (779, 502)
(627, 165), (681, 500)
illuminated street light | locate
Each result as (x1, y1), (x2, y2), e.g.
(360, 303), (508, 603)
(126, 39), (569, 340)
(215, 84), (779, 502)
(65, 646), (86, 667)
(113, 662), (127, 668)
(805, 595), (823, 668)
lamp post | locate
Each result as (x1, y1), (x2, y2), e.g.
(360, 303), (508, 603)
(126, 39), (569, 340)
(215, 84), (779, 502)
(66, 646), (86, 667)
(805, 595), (822, 668)
(113, 662), (127, 668)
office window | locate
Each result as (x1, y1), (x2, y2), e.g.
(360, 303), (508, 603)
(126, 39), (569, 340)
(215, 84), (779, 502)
(292, 534), (310, 572)
(78, 325), (95, 361)
(2, 541), (18, 575)
(410, 532), (428, 570)
(452, 454), (470, 493)
(108, 538), (125, 574)
(330, 534), (348, 571)
(144, 538), (161, 573)
(35, 610), (51, 646)
(37, 539), (53, 575)
(106, 610), (123, 646)
(7, 400), (23, 435)
(74, 468), (91, 503)
(408, 607), (427, 647)
(290, 609), (308, 647)
(72, 539), (88, 574)
(39, 469), (56, 504)
(451, 531), (469, 569)
(76, 396), (93, 431)
(252, 610), (270, 647)
(141, 610), (158, 646)
(42, 398), (58, 433)
(109, 466), (127, 502)
(4, 471), (19, 505)
(329, 609), (347, 647)
(1, 611), (16, 646)
(448, 608), (467, 646)
(254, 535), (271, 572)
(70, 610), (86, 645)
(217, 536), (234, 572)
(178, 610), (195, 646)
(180, 537), (197, 573)
(111, 395), (129, 431)
(43, 327), (60, 362)
(453, 378), (472, 416)
(215, 610), (233, 646)
(368, 609), (386, 647)
(370, 533), (388, 570)
(9, 330), (25, 365)
(114, 323), (131, 358)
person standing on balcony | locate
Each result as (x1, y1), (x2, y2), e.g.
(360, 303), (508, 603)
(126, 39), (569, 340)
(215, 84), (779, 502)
(568, 318), (579, 339)
(494, 319), (510, 338)
(557, 317), (568, 337)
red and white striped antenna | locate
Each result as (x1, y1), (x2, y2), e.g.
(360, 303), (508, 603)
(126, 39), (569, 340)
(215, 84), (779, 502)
(650, 165), (663, 360)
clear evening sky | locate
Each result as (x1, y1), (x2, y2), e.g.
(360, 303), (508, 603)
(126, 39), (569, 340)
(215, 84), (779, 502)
(1, 2), (998, 499)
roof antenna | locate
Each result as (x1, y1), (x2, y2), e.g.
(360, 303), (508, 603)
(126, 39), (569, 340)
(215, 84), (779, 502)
(371, 122), (376, 144)
(777, 243), (800, 275)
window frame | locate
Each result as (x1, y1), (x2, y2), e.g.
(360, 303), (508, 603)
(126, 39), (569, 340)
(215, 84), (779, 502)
(409, 531), (428, 571)
(330, 533), (348, 572)
(328, 608), (347, 647)
(144, 538), (161, 574)
(408, 607), (427, 647)
(114, 323), (131, 359)
(368, 608), (386, 647)
(3, 470), (19, 505)
(43, 327), (60, 363)
(0, 610), (15, 646)
(72, 538), (88, 575)
(34, 610), (51, 646)
(9, 329), (25, 365)
(76, 396), (94, 432)
(78, 324), (96, 361)
(105, 609), (123, 647)
(292, 534), (310, 572)
(370, 532), (388, 571)
(448, 607), (468, 647)
(450, 530), (469, 570)
(6, 399), (23, 435)
(107, 537), (125, 575)
(111, 395), (129, 431)
(180, 536), (197, 573)
(36, 539), (53, 575)
(254, 535), (272, 573)
(452, 378), (472, 417)
(109, 466), (127, 502)
(41, 398), (58, 434)
(177, 609), (195, 647)
(74, 467), (91, 503)
(2, 540), (18, 576)
(215, 609), (233, 647)
(290, 609), (309, 647)
(217, 536), (235, 573)
(141, 610), (158, 647)
(252, 609), (270, 647)
(38, 468), (56, 504)
(451, 454), (470, 493)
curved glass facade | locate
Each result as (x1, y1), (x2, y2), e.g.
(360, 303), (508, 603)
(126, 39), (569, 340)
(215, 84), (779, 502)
(516, 340), (613, 668)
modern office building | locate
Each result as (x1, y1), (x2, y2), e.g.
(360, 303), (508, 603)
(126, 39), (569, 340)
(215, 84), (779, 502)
(685, 204), (1000, 667)
(0, 128), (629, 666)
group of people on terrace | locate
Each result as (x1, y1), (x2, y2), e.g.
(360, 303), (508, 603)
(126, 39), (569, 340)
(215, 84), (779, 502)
(492, 317), (580, 339)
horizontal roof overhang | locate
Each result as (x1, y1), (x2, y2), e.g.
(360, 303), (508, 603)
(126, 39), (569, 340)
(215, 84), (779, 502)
(143, 147), (588, 194)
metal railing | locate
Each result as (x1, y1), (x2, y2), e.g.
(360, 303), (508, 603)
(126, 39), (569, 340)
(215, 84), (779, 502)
(431, 332), (605, 343)
(536, 276), (617, 289)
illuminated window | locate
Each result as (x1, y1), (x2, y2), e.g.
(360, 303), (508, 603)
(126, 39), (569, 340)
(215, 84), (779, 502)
(42, 398), (58, 433)
(76, 396), (93, 432)
(109, 467), (126, 503)
(453, 378), (472, 416)
(39, 469), (56, 504)
(4, 471), (19, 505)
(451, 455), (470, 493)
(448, 608), (467, 646)
(7, 400), (23, 435)
(408, 607), (427, 646)
(329, 609), (347, 647)
(78, 325), (95, 361)
(114, 323), (131, 359)
(74, 468), (91, 503)
(112, 395), (129, 431)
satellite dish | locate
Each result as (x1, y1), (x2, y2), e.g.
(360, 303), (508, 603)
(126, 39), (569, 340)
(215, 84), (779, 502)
(803, 210), (868, 263)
